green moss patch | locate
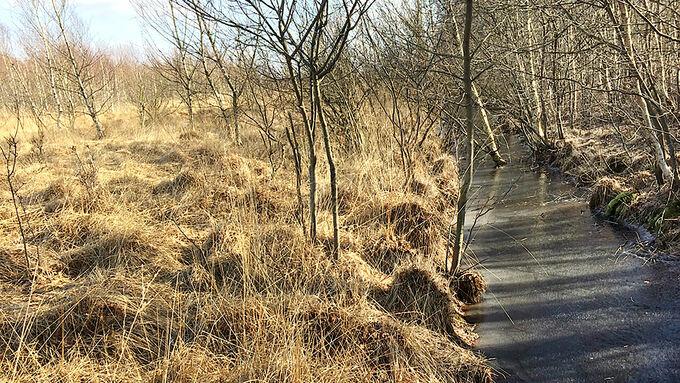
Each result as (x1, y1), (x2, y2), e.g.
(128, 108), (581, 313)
(604, 192), (633, 218)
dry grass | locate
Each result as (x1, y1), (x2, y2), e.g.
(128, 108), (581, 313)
(533, 126), (647, 185)
(0, 106), (490, 382)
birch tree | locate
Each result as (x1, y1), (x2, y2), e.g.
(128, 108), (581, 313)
(50, 0), (105, 139)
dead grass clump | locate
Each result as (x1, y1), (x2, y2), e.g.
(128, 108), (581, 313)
(589, 177), (627, 210)
(631, 171), (653, 190)
(179, 130), (200, 141)
(294, 298), (490, 383)
(191, 142), (224, 166)
(29, 180), (67, 204)
(419, 138), (445, 163)
(318, 181), (365, 215)
(0, 247), (29, 283)
(453, 270), (487, 305)
(431, 154), (459, 206)
(107, 175), (152, 199)
(152, 171), (196, 195)
(199, 295), (491, 382)
(5, 355), (146, 383)
(1, 281), (491, 382)
(538, 139), (603, 184)
(182, 224), (334, 295)
(42, 211), (174, 277)
(251, 225), (309, 259)
(0, 276), (176, 364)
(41, 212), (96, 250)
(248, 184), (289, 216)
(605, 154), (629, 174)
(125, 141), (186, 166)
(408, 173), (440, 201)
(179, 226), (251, 290)
(432, 154), (458, 183)
(250, 225), (325, 286)
(210, 182), (293, 219)
(155, 149), (186, 165)
(60, 230), (153, 276)
(375, 264), (477, 346)
(317, 227), (362, 256)
(298, 302), (402, 365)
(364, 232), (418, 274)
(384, 195), (441, 252)
(221, 152), (252, 187)
(28, 180), (72, 213)
(149, 346), (230, 383)
(344, 192), (442, 255)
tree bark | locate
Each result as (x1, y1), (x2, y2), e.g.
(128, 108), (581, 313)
(451, 0), (474, 276)
(527, 16), (545, 140)
(314, 75), (339, 259)
(449, 1), (506, 166)
(606, 1), (672, 180)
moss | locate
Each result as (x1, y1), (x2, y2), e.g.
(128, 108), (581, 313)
(604, 192), (633, 218)
(664, 200), (680, 219)
(646, 200), (680, 234)
(615, 200), (629, 218)
(589, 177), (626, 210)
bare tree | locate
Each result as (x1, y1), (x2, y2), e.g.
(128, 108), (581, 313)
(182, 0), (371, 258)
(191, 3), (253, 144)
(446, 0), (506, 166)
(21, 0), (64, 130)
(50, 0), (105, 138)
(137, 0), (199, 132)
(1, 131), (32, 278)
(449, 0), (474, 276)
(366, 2), (443, 184)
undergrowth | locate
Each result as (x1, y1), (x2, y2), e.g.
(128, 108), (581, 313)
(0, 114), (490, 382)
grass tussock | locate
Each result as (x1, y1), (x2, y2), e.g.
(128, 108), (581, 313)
(0, 112), (489, 382)
(384, 196), (441, 252)
(454, 271), (487, 305)
(375, 264), (478, 347)
(365, 232), (419, 274)
(589, 177), (628, 210)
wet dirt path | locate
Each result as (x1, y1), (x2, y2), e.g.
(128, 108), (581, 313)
(466, 136), (680, 382)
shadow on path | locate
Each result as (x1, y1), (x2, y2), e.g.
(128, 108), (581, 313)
(468, 136), (680, 383)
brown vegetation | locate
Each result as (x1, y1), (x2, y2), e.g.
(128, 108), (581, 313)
(0, 109), (490, 381)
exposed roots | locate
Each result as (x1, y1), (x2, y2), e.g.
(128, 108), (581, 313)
(453, 271), (487, 305)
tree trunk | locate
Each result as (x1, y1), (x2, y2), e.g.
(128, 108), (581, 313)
(313, 75), (339, 259)
(474, 83), (506, 166)
(52, 0), (103, 139)
(280, 38), (317, 241)
(196, 14), (231, 139)
(451, 0), (474, 276)
(606, 1), (672, 180)
(42, 35), (62, 130)
(449, 1), (505, 166)
(286, 113), (306, 235)
(527, 16), (545, 140)
(202, 18), (242, 145)
(232, 91), (241, 145)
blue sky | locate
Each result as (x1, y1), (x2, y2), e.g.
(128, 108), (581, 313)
(0, 0), (144, 48)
